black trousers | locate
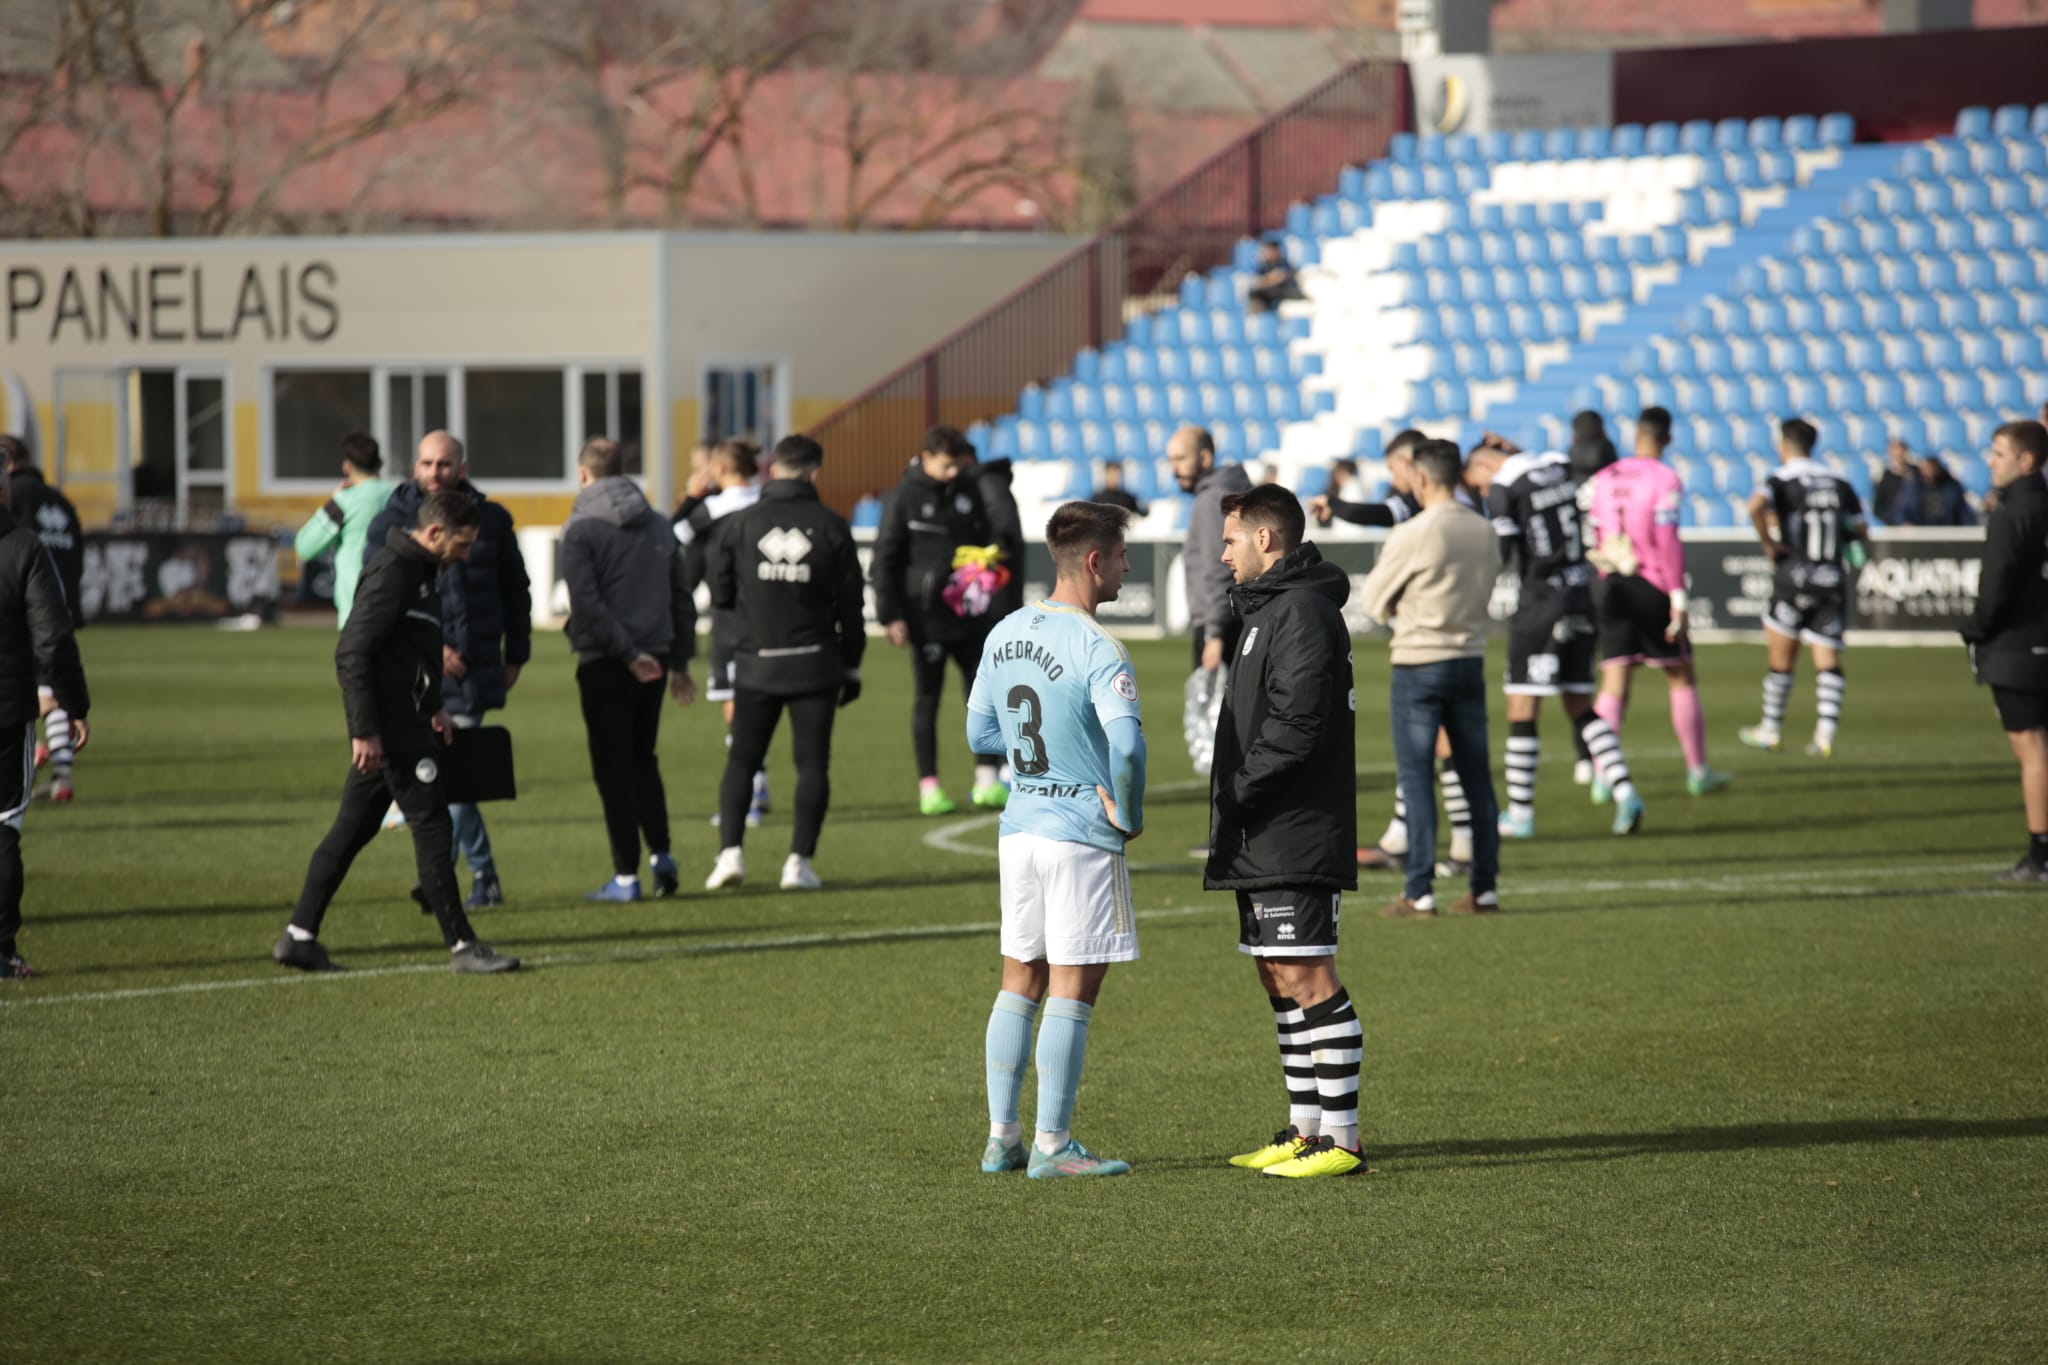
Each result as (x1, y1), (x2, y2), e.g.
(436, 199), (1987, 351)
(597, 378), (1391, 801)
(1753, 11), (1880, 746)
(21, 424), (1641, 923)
(0, 721), (31, 958)
(290, 753), (476, 949)
(577, 659), (672, 877)
(911, 633), (999, 780)
(722, 687), (837, 856)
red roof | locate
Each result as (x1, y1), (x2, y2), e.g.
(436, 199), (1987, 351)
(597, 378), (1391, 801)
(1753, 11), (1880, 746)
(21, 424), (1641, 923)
(1075, 0), (1348, 26)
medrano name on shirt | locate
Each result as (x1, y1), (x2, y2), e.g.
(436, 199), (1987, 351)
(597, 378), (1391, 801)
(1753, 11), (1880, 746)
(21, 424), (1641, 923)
(1014, 782), (1092, 799)
(988, 639), (1066, 680)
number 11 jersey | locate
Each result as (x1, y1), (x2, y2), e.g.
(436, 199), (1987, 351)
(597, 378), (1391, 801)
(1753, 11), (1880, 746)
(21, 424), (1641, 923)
(968, 600), (1143, 855)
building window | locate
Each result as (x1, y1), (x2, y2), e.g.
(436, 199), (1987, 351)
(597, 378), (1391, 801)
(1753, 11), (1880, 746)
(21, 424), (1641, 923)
(387, 369), (450, 458)
(703, 360), (784, 447)
(273, 369), (372, 479)
(464, 368), (566, 480)
(582, 367), (643, 476)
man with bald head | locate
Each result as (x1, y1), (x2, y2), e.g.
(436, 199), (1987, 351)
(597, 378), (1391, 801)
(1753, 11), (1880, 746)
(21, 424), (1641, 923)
(366, 430), (532, 909)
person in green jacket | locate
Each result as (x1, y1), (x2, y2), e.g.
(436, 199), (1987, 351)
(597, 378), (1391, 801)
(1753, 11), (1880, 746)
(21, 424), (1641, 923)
(294, 433), (398, 627)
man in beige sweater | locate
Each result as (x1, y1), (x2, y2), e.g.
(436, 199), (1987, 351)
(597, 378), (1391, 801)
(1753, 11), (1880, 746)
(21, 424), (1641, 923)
(1360, 439), (1502, 917)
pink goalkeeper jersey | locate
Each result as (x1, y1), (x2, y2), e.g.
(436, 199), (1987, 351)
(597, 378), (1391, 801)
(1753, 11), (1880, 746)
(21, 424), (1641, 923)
(1588, 456), (1687, 595)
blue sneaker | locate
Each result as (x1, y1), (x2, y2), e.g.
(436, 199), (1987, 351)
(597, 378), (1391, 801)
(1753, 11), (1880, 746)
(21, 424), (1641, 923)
(981, 1136), (1027, 1173)
(1590, 775), (1612, 806)
(1026, 1138), (1131, 1179)
(650, 853), (679, 899)
(584, 879), (641, 903)
(1497, 809), (1535, 839)
(464, 874), (504, 910)
(1612, 790), (1645, 835)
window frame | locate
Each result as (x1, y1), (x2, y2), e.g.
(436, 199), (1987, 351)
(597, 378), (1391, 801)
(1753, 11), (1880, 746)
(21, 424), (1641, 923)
(261, 356), (649, 495)
(697, 353), (791, 450)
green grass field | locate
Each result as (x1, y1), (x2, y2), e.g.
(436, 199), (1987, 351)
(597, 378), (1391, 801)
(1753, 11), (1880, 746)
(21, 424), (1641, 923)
(3, 625), (2044, 1363)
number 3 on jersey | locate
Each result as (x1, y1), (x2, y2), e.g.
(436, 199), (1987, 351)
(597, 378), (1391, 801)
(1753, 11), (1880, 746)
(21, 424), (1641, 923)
(1007, 685), (1051, 776)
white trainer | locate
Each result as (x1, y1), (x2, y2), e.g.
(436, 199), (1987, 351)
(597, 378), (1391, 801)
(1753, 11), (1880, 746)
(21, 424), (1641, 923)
(705, 847), (745, 890)
(780, 854), (822, 891)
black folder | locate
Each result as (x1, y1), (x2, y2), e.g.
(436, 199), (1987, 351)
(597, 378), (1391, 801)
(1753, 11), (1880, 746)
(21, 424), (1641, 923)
(439, 725), (517, 805)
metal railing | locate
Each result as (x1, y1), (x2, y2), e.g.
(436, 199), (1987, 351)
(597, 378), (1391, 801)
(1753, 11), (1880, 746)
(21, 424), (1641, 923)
(811, 59), (1407, 512)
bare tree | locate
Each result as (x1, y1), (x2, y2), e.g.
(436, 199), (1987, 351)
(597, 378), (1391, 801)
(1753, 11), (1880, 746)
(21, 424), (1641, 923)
(0, 0), (476, 237)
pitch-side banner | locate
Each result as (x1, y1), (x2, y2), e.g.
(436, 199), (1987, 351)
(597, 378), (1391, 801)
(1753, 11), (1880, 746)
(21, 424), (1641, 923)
(80, 531), (279, 623)
(1410, 52), (1615, 135)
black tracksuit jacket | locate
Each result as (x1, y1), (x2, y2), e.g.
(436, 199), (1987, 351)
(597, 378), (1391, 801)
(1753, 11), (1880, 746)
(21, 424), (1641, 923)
(1963, 473), (2048, 692)
(870, 463), (996, 644)
(6, 469), (83, 629)
(705, 479), (866, 697)
(0, 508), (88, 727)
(1204, 543), (1358, 893)
(339, 530), (447, 756)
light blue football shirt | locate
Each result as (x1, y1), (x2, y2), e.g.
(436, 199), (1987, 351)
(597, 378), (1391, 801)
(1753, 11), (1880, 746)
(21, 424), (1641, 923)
(967, 600), (1143, 855)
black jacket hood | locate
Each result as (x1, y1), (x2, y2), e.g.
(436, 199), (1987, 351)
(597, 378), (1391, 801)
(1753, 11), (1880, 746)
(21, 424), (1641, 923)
(1229, 543), (1349, 618)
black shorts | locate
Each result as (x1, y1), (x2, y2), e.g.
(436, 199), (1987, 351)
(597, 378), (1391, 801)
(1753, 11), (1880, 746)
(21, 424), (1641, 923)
(1236, 887), (1341, 958)
(1993, 686), (2048, 733)
(706, 611), (740, 702)
(1763, 589), (1848, 649)
(1596, 574), (1690, 669)
(1507, 586), (1597, 695)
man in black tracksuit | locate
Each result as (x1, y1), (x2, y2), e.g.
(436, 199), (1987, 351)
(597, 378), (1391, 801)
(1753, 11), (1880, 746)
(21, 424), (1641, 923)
(1204, 483), (1365, 1180)
(1962, 420), (2048, 883)
(277, 492), (518, 974)
(366, 431), (532, 907)
(4, 436), (85, 804)
(872, 426), (1005, 815)
(702, 436), (865, 892)
(0, 479), (89, 979)
(561, 438), (697, 902)
(957, 434), (1026, 621)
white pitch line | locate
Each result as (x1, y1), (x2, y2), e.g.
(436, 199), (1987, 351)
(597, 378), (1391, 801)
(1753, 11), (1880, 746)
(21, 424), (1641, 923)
(0, 905), (1221, 1011)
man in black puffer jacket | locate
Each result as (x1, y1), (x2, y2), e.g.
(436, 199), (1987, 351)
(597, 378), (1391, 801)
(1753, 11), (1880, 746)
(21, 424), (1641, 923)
(278, 492), (517, 975)
(0, 478), (89, 980)
(561, 438), (698, 903)
(1203, 483), (1365, 1181)
(366, 431), (531, 908)
(1963, 420), (2048, 883)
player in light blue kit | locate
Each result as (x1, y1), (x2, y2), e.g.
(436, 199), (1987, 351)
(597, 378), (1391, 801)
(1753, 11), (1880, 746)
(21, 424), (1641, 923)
(967, 501), (1147, 1179)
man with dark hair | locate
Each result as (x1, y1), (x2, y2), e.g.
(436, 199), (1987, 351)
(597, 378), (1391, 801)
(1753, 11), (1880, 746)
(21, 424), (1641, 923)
(293, 432), (398, 629)
(969, 499), (1147, 1179)
(1362, 440), (1503, 918)
(1963, 421), (2048, 882)
(1739, 418), (1867, 758)
(873, 426), (1005, 816)
(562, 437), (697, 901)
(677, 439), (769, 826)
(1567, 411), (1618, 484)
(702, 435), (865, 893)
(1468, 441), (1645, 841)
(1309, 427), (1478, 874)
(1246, 240), (1305, 314)
(1091, 461), (1145, 515)
(1586, 407), (1730, 796)
(1206, 482), (1364, 1180)
(276, 491), (516, 975)
(366, 431), (532, 908)
(0, 469), (89, 978)
(3, 435), (85, 805)
(955, 430), (1026, 624)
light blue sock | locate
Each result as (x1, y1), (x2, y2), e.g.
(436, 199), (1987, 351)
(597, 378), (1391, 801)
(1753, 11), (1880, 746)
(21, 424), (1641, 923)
(985, 991), (1040, 1126)
(1034, 997), (1093, 1142)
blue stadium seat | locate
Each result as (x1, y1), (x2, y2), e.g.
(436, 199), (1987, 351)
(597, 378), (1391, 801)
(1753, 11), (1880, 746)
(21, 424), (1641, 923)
(1956, 105), (1992, 138)
(1818, 112), (1853, 144)
(1679, 119), (1714, 152)
(1481, 130), (1514, 162)
(1645, 121), (1679, 154)
(1510, 129), (1544, 160)
(1712, 118), (1748, 151)
(852, 496), (883, 530)
(1992, 104), (2031, 137)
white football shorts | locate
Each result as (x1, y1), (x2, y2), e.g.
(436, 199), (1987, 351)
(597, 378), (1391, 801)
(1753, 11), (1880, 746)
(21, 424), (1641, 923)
(998, 832), (1139, 966)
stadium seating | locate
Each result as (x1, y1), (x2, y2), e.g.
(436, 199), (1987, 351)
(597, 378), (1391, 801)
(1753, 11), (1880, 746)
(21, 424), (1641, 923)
(964, 104), (2048, 534)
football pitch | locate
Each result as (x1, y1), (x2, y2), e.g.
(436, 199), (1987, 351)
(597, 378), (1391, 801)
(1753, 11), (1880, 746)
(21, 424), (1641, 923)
(4, 626), (2045, 1363)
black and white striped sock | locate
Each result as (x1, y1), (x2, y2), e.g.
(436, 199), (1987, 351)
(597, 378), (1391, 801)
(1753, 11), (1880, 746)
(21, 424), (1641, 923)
(1439, 759), (1471, 841)
(1505, 720), (1539, 819)
(1270, 995), (1322, 1137)
(1761, 669), (1794, 732)
(1814, 668), (1845, 748)
(45, 709), (72, 780)
(1576, 712), (1636, 805)
(1303, 989), (1363, 1153)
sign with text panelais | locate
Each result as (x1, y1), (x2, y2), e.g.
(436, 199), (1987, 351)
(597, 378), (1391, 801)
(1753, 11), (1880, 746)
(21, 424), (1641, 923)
(5, 262), (340, 347)
(1411, 53), (1615, 135)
